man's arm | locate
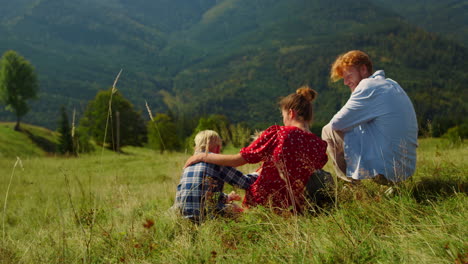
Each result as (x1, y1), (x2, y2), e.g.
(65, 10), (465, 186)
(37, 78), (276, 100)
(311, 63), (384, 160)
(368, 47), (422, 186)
(330, 85), (381, 132)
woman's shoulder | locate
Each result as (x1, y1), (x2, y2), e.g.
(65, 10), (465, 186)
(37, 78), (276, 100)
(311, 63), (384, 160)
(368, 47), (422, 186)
(282, 126), (326, 144)
(261, 125), (323, 142)
(254, 125), (282, 139)
(279, 125), (313, 135)
(264, 125), (300, 137)
(264, 125), (281, 132)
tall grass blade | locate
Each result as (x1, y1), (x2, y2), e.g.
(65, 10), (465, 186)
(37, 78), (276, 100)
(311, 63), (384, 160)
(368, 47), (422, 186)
(2, 157), (23, 242)
(145, 100), (166, 152)
(101, 69), (123, 158)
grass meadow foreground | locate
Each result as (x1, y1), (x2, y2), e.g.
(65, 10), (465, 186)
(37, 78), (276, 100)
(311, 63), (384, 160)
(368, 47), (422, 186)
(0, 138), (466, 263)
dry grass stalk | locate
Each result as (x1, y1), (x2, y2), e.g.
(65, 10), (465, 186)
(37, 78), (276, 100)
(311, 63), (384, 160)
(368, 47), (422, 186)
(62, 170), (95, 263)
(101, 69), (123, 157)
(2, 156), (23, 242)
(112, 69), (122, 94)
(145, 101), (154, 122)
(71, 108), (76, 138)
(145, 100), (166, 152)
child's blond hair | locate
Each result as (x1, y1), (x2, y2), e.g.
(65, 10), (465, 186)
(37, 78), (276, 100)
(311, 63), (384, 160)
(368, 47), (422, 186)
(194, 130), (222, 153)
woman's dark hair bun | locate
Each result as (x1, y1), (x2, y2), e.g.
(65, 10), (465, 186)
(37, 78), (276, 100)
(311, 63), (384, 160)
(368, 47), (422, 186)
(296, 85), (318, 102)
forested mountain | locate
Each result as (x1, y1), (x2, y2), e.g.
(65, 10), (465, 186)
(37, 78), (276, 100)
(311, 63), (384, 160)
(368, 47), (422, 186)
(0, 0), (218, 127)
(373, 0), (468, 46)
(0, 0), (466, 135)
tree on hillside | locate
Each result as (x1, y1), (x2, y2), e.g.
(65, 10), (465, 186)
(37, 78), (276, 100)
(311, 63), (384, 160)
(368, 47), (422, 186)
(73, 126), (95, 154)
(57, 106), (75, 155)
(186, 114), (232, 151)
(79, 88), (146, 151)
(0, 50), (39, 131)
(147, 113), (180, 154)
(195, 114), (231, 143)
(159, 90), (198, 141)
(230, 122), (252, 148)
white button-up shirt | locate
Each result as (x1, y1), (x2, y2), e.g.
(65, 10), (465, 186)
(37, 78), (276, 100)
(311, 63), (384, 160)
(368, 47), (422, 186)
(330, 70), (418, 182)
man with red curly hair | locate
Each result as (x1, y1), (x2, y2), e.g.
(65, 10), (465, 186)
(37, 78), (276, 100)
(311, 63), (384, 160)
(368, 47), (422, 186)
(322, 50), (418, 185)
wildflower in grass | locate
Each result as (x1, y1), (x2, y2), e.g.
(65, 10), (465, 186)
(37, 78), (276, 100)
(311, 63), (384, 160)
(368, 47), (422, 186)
(143, 219), (154, 229)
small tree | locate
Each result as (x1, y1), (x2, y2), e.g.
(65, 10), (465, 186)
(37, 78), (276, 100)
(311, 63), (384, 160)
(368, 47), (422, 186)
(230, 122), (252, 148)
(0, 50), (39, 131)
(57, 106), (75, 155)
(147, 113), (180, 153)
(73, 125), (95, 154)
(186, 114), (231, 152)
(80, 88), (146, 151)
(195, 114), (231, 142)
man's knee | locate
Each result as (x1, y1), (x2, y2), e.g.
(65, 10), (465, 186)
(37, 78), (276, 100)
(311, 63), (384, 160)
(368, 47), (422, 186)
(322, 124), (344, 145)
(321, 123), (333, 141)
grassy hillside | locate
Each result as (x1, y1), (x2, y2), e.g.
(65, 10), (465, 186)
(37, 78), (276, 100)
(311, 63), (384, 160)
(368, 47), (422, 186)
(0, 122), (59, 158)
(0, 138), (466, 263)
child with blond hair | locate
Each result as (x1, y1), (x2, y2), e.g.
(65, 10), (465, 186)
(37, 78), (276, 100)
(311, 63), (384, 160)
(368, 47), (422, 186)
(185, 87), (328, 213)
(174, 130), (258, 222)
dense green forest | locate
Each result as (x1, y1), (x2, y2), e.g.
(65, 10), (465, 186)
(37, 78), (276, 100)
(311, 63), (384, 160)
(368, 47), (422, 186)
(373, 0), (468, 45)
(0, 0), (466, 136)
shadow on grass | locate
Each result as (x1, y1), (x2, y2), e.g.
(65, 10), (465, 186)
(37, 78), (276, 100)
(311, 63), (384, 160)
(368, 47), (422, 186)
(307, 174), (467, 212)
(104, 145), (133, 155)
(22, 129), (57, 154)
(410, 177), (467, 203)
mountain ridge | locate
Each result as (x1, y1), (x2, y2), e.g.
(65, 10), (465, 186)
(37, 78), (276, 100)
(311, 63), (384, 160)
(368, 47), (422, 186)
(0, 0), (466, 134)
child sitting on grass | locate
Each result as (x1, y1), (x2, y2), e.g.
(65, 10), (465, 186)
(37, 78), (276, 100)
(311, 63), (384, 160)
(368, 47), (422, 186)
(184, 87), (328, 213)
(174, 130), (258, 223)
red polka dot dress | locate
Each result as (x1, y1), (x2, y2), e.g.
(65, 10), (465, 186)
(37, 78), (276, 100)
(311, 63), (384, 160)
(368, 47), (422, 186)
(240, 125), (328, 211)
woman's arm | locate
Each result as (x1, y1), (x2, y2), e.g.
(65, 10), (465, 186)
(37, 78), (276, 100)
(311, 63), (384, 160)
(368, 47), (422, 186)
(184, 153), (247, 168)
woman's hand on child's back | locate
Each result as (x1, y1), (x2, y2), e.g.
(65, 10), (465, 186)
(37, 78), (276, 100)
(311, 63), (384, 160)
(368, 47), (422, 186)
(184, 153), (205, 168)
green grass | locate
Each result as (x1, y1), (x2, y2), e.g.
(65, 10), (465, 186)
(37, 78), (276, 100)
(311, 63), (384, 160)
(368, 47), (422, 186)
(0, 122), (59, 159)
(0, 139), (466, 263)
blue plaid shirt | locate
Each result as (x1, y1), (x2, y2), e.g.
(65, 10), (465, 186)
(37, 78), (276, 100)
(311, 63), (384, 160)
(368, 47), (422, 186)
(175, 161), (258, 222)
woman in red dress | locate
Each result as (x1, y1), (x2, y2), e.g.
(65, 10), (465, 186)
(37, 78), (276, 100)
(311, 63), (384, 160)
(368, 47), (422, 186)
(184, 86), (328, 212)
